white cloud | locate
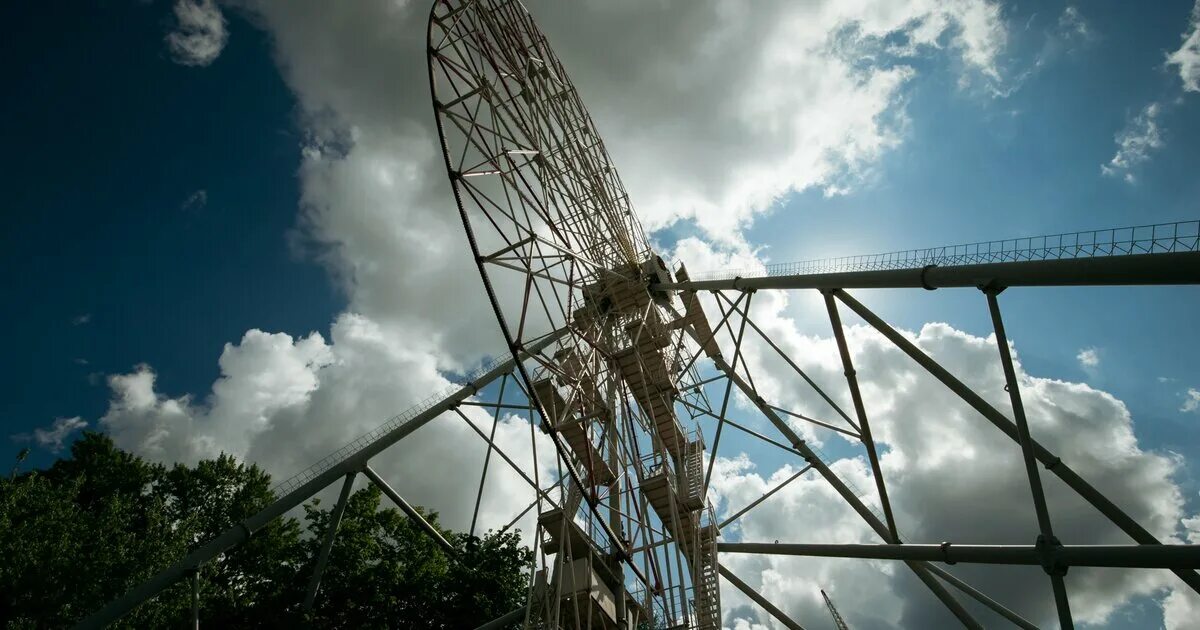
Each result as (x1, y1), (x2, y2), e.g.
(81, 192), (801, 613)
(18, 416), (88, 452)
(1101, 102), (1164, 183)
(1162, 514), (1200, 628)
(72, 313), (91, 326)
(1182, 388), (1200, 413)
(1168, 0), (1200, 92)
(100, 314), (556, 539)
(1058, 6), (1092, 43)
(165, 0), (228, 67)
(180, 189), (208, 213)
(1077, 346), (1100, 369)
(245, 0), (1010, 256)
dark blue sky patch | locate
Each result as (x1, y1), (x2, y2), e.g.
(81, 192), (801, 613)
(0, 2), (340, 469)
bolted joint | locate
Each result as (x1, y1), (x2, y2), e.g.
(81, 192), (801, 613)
(1035, 534), (1069, 577)
(919, 264), (939, 291)
(940, 541), (956, 565)
(980, 283), (1006, 296)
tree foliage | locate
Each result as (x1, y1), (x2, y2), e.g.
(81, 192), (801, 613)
(0, 433), (531, 628)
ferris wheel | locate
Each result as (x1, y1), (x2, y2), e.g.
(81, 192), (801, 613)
(428, 0), (724, 625)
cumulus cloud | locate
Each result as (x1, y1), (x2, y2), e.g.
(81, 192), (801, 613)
(100, 315), (556, 538)
(165, 0), (228, 67)
(244, 0), (1012, 264)
(1182, 388), (1200, 413)
(1077, 346), (1100, 369)
(1168, 0), (1200, 92)
(15, 416), (88, 452)
(72, 313), (91, 326)
(1101, 102), (1164, 183)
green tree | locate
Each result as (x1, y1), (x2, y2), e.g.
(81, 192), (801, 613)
(0, 433), (188, 628)
(159, 454), (302, 627)
(298, 485), (531, 628)
(0, 433), (532, 629)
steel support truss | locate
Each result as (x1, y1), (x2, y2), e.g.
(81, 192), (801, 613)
(658, 243), (1200, 629)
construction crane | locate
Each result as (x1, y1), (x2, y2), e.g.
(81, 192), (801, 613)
(822, 589), (850, 630)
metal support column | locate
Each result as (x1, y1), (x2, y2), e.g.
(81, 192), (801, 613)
(833, 288), (1200, 596)
(985, 290), (1073, 628)
(718, 564), (806, 630)
(704, 290), (753, 496)
(363, 464), (456, 554)
(823, 291), (899, 541)
(190, 568), (199, 630)
(303, 472), (357, 611)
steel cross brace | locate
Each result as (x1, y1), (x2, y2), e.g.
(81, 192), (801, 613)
(985, 289), (1073, 628)
(363, 465), (457, 554)
(674, 309), (984, 628)
(718, 564), (807, 630)
(822, 291), (899, 541)
(303, 472), (357, 611)
(833, 288), (1200, 597)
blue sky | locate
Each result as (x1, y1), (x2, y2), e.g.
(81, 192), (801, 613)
(1, 2), (340, 468)
(3, 0), (1199, 627)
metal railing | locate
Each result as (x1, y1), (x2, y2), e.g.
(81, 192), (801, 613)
(691, 220), (1200, 281)
(271, 352), (513, 497)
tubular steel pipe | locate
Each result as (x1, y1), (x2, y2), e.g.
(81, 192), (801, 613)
(473, 606), (526, 630)
(190, 569), (199, 630)
(659, 251), (1200, 292)
(719, 465), (810, 531)
(834, 289), (1200, 596)
(719, 542), (1200, 569)
(823, 291), (899, 541)
(363, 465), (456, 554)
(75, 332), (563, 629)
(303, 472), (357, 611)
(986, 290), (1073, 628)
(925, 565), (1039, 630)
(718, 564), (807, 630)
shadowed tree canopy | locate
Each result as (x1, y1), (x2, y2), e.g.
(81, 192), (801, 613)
(0, 433), (530, 628)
